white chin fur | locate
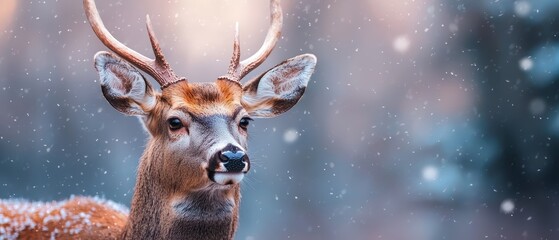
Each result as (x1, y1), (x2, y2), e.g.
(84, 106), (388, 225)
(214, 173), (244, 185)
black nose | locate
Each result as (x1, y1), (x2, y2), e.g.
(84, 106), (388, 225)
(219, 150), (245, 162)
(219, 145), (248, 172)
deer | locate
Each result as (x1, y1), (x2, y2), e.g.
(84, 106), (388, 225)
(0, 0), (316, 239)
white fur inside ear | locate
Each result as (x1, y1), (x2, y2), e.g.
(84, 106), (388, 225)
(242, 54), (317, 117)
(94, 51), (155, 115)
(268, 54), (316, 96)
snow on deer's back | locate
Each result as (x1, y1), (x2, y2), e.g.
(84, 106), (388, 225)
(0, 196), (128, 239)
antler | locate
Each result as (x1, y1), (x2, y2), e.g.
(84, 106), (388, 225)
(84, 0), (185, 88)
(221, 0), (283, 83)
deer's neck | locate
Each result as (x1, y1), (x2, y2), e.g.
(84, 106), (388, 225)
(121, 149), (240, 240)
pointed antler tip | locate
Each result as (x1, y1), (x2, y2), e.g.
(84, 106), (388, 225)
(146, 14), (154, 29)
(84, 0), (183, 88)
(234, 22), (240, 39)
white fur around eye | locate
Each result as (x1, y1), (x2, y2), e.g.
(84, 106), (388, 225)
(167, 123), (191, 151)
(168, 134), (191, 150)
(166, 112), (191, 147)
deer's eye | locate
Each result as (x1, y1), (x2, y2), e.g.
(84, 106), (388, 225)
(239, 117), (253, 130)
(168, 118), (183, 131)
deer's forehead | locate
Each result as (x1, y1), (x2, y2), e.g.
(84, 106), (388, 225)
(163, 81), (243, 116)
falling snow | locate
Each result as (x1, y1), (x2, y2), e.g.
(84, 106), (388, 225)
(1, 0), (559, 239)
(0, 196), (127, 239)
(519, 57), (533, 71)
(514, 1), (532, 17)
(422, 165), (438, 182)
(283, 129), (299, 143)
(501, 199), (515, 214)
(393, 35), (411, 53)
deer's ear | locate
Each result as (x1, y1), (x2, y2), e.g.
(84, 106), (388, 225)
(94, 51), (156, 116)
(241, 54), (317, 118)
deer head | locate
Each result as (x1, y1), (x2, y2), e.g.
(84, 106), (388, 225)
(0, 1), (316, 239)
(85, 0), (316, 191)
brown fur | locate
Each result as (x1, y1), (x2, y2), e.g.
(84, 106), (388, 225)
(0, 196), (127, 239)
(167, 80), (242, 116)
(119, 80), (245, 239)
(0, 62), (315, 240)
(2, 0), (315, 237)
(0, 81), (246, 240)
(81, 0), (314, 236)
(0, 53), (314, 238)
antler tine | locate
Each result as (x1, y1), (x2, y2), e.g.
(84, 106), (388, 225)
(146, 15), (167, 64)
(239, 0), (283, 78)
(145, 14), (184, 88)
(223, 0), (283, 82)
(84, 0), (184, 88)
(227, 22), (241, 78)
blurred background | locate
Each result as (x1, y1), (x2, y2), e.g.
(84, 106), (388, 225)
(1, 0), (558, 239)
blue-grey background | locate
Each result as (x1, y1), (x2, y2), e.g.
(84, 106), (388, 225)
(1, 0), (558, 239)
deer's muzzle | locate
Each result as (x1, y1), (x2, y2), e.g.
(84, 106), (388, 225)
(207, 144), (250, 185)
